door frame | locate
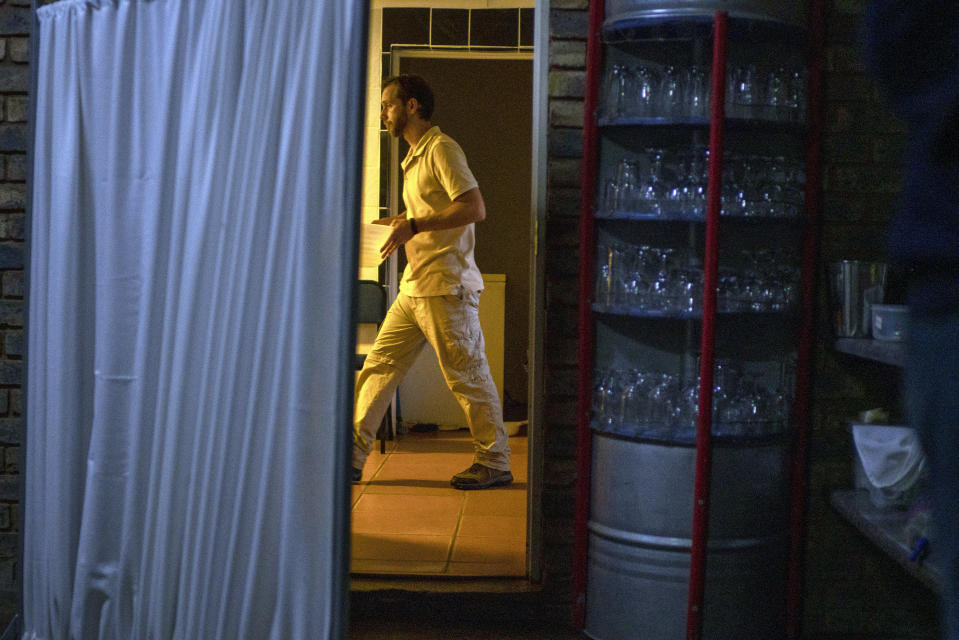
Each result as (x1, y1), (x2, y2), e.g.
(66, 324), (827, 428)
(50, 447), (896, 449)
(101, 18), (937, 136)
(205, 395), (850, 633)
(362, 0), (546, 580)
(389, 47), (543, 582)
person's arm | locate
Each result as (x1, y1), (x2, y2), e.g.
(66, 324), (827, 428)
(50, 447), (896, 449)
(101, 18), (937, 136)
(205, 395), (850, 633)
(371, 212), (406, 225)
(378, 187), (485, 259)
(415, 187), (485, 231)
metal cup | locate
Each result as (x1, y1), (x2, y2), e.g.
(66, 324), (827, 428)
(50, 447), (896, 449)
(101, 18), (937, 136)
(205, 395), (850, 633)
(829, 260), (887, 338)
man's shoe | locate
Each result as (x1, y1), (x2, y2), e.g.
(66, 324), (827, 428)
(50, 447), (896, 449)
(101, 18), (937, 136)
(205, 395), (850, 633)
(352, 467), (362, 484)
(451, 463), (513, 490)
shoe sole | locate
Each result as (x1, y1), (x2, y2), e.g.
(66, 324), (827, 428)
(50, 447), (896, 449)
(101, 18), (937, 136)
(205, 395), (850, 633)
(450, 472), (514, 490)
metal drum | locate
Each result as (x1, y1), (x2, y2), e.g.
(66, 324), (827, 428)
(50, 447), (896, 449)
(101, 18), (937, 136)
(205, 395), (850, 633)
(584, 433), (790, 640)
(604, 0), (806, 29)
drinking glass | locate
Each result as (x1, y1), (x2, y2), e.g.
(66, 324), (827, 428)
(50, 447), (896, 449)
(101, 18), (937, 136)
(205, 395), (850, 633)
(682, 147), (709, 219)
(684, 65), (710, 119)
(660, 151), (684, 216)
(597, 368), (626, 430)
(635, 64), (660, 117)
(660, 65), (684, 118)
(619, 369), (651, 429)
(604, 64), (633, 119)
(677, 379), (700, 434)
(620, 248), (645, 310)
(765, 67), (787, 121)
(787, 69), (807, 123)
(712, 360), (744, 434)
(592, 368), (613, 425)
(666, 264), (702, 315)
(607, 244), (630, 308)
(640, 148), (666, 215)
(649, 248), (677, 311)
(614, 158), (641, 213)
(647, 373), (678, 430)
(602, 179), (620, 215)
(729, 64), (758, 119)
(594, 243), (613, 305)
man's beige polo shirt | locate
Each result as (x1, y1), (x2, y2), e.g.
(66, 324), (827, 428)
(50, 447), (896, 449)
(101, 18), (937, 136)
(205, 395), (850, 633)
(399, 126), (485, 296)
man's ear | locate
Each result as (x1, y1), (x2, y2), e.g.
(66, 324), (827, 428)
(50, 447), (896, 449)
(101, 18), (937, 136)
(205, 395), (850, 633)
(406, 97), (419, 115)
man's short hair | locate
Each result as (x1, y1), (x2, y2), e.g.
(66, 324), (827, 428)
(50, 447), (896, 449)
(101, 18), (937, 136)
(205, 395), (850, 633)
(383, 74), (434, 121)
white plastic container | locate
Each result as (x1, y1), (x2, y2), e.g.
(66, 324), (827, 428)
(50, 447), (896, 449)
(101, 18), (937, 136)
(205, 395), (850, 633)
(871, 304), (908, 342)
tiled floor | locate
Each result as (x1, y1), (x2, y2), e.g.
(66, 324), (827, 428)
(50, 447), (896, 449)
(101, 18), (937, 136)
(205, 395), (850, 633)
(350, 428), (528, 577)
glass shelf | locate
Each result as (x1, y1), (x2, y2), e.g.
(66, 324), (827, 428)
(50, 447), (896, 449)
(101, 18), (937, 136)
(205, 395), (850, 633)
(592, 302), (797, 320)
(598, 115), (710, 128)
(598, 115), (807, 132)
(594, 209), (802, 223)
(602, 15), (806, 46)
(590, 419), (790, 446)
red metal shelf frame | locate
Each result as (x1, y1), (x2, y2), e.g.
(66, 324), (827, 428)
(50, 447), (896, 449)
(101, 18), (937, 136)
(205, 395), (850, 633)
(571, 5), (825, 639)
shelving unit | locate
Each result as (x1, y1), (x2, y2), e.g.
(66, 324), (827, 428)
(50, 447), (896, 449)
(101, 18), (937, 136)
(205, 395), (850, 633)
(829, 337), (939, 594)
(830, 489), (941, 594)
(834, 337), (906, 368)
(572, 3), (825, 639)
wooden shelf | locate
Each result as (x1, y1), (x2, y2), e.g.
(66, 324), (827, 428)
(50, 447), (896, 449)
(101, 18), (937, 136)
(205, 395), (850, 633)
(834, 338), (906, 368)
(830, 489), (941, 594)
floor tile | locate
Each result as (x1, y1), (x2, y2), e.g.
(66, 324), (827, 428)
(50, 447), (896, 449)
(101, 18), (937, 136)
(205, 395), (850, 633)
(393, 434), (475, 455)
(352, 494), (462, 535)
(372, 455), (473, 485)
(351, 510), (459, 536)
(508, 462), (528, 483)
(463, 489), (527, 516)
(351, 532), (452, 562)
(362, 481), (461, 494)
(350, 433), (529, 578)
(363, 483), (465, 497)
(456, 515), (526, 539)
(450, 535), (525, 564)
(353, 492), (463, 513)
(351, 559), (449, 574)
(445, 561), (526, 577)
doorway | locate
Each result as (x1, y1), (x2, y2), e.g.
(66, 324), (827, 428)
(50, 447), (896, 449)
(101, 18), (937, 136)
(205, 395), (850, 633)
(352, 5), (541, 583)
(392, 52), (533, 430)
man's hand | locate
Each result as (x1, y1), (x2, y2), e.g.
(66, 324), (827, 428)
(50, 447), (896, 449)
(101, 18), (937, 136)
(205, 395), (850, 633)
(371, 214), (405, 226)
(379, 218), (416, 259)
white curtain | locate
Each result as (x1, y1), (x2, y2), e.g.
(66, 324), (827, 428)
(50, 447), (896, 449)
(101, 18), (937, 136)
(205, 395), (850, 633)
(25, 0), (365, 638)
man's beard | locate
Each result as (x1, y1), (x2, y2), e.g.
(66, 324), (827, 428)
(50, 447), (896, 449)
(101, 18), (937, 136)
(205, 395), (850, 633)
(389, 111), (407, 138)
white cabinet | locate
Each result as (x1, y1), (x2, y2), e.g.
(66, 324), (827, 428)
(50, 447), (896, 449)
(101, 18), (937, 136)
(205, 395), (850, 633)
(398, 274), (506, 429)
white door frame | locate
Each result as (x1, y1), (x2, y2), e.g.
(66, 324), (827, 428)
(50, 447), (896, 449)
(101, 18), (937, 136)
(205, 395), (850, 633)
(364, 2), (547, 583)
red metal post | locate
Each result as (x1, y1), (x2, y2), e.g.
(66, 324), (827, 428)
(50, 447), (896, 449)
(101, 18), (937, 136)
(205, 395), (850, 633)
(571, 0), (606, 629)
(786, 0), (826, 636)
(686, 12), (728, 640)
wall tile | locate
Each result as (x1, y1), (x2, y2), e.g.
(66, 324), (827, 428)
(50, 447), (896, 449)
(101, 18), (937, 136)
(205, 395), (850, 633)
(382, 8), (430, 50)
(520, 9), (534, 47)
(470, 9), (518, 48)
(431, 9), (468, 47)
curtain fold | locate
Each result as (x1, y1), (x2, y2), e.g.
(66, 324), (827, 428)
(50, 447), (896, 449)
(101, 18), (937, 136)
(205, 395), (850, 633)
(25, 1), (365, 637)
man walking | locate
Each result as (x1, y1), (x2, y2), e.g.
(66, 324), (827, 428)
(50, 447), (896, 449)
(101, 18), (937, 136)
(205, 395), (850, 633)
(352, 74), (512, 490)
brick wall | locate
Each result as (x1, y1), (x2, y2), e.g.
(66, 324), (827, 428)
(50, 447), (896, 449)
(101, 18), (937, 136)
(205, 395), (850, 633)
(539, 0), (587, 608)
(540, 0), (940, 636)
(0, 0), (27, 628)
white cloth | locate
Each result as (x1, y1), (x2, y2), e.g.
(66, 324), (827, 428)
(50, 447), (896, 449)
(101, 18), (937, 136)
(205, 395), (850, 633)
(852, 424), (926, 489)
(399, 126), (485, 296)
(853, 424), (928, 508)
(26, 1), (364, 638)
